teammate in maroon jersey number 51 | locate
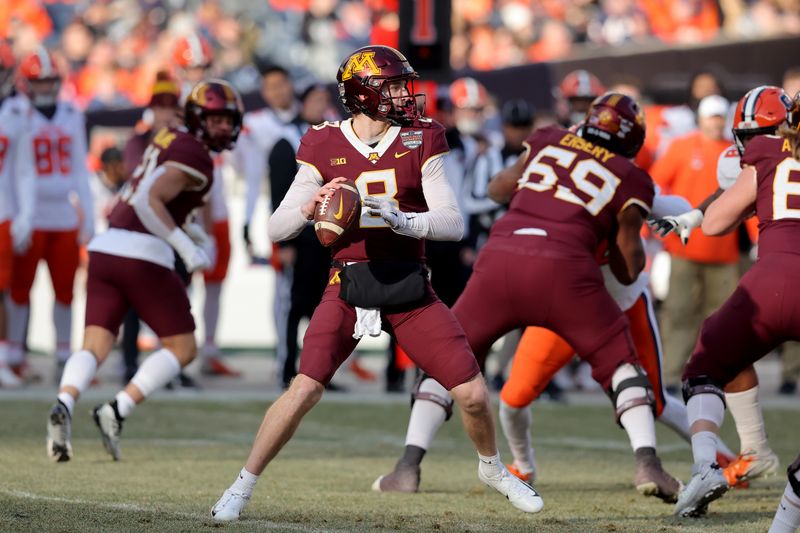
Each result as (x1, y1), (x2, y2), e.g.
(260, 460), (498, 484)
(45, 80), (244, 463)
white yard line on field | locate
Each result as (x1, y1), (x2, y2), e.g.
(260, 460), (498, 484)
(1, 489), (339, 532)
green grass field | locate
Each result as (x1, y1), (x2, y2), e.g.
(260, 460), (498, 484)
(0, 397), (794, 532)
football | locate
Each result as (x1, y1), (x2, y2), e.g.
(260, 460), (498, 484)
(314, 179), (361, 247)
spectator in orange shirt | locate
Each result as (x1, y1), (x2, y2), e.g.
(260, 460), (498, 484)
(650, 94), (741, 391)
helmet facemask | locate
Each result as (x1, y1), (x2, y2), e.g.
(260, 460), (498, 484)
(28, 77), (60, 108)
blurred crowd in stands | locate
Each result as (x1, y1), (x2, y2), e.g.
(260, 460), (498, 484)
(1, 0), (798, 111)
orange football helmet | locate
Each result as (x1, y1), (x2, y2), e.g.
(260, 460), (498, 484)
(732, 86), (793, 155)
(559, 70), (606, 101)
(18, 47), (61, 107)
(173, 34), (214, 70)
(449, 77), (489, 110)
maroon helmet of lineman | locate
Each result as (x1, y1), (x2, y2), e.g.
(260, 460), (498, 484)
(184, 79), (244, 152)
(579, 92), (646, 159)
(336, 45), (422, 125)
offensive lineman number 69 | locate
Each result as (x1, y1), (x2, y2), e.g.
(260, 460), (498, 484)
(518, 145), (621, 216)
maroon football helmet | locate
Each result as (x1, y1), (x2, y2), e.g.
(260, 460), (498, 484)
(184, 79), (244, 151)
(579, 92), (646, 159)
(336, 45), (422, 125)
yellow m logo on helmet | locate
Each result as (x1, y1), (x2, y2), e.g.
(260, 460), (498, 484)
(341, 52), (381, 81)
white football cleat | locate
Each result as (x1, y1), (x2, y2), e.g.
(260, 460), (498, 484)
(674, 462), (729, 517)
(46, 401), (72, 462)
(211, 488), (250, 521)
(92, 402), (123, 461)
(478, 463), (544, 513)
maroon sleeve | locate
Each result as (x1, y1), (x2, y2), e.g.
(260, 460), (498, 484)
(613, 166), (655, 215)
(122, 133), (148, 178)
(419, 119), (449, 168)
(295, 124), (331, 178)
(161, 132), (213, 188)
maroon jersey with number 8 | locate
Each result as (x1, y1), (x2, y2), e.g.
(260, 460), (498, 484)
(490, 125), (654, 256)
(295, 118), (449, 263)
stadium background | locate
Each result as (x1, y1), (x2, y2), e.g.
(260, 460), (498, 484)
(5, 0), (799, 353)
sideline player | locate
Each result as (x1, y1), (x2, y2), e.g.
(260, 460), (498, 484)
(374, 93), (680, 501)
(210, 45), (543, 521)
(0, 41), (33, 388)
(653, 86), (789, 488)
(8, 47), (93, 381)
(673, 90), (800, 518)
(45, 80), (244, 462)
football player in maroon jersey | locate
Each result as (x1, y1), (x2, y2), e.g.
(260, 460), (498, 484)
(45, 80), (243, 463)
(376, 93), (683, 502)
(674, 95), (800, 518)
(211, 45), (543, 522)
(654, 87), (793, 490)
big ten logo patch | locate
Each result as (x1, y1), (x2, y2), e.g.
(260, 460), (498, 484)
(330, 157), (347, 166)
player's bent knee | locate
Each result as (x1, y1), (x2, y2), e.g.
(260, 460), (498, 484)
(160, 334), (197, 366)
(411, 374), (455, 420)
(609, 363), (655, 426)
(289, 374), (325, 406)
(450, 376), (489, 416)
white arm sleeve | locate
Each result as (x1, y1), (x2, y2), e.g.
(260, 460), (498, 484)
(131, 166), (174, 239)
(394, 155), (464, 241)
(13, 129), (36, 223)
(651, 193), (693, 219)
(267, 164), (321, 242)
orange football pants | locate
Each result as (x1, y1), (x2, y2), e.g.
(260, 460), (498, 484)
(0, 220), (11, 291)
(203, 219), (231, 283)
(11, 229), (80, 305)
(500, 291), (666, 416)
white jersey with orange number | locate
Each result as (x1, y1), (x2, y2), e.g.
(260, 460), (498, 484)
(0, 95), (34, 223)
(717, 144), (741, 191)
(28, 101), (93, 233)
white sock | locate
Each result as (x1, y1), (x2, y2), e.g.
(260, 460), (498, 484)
(53, 302), (72, 351)
(498, 400), (536, 474)
(478, 451), (504, 479)
(769, 480), (800, 533)
(203, 282), (222, 353)
(129, 348), (182, 398)
(231, 467), (259, 497)
(657, 394), (691, 441)
(57, 392), (76, 416)
(59, 350), (98, 396)
(691, 431), (719, 465)
(613, 365), (657, 450)
(405, 378), (449, 450)
(726, 386), (770, 454)
(114, 391), (137, 418)
(687, 393), (726, 427)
